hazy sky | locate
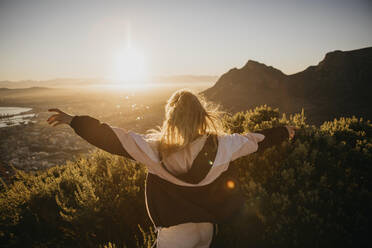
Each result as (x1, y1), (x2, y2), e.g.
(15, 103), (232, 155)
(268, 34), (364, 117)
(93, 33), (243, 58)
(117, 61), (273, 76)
(0, 0), (371, 81)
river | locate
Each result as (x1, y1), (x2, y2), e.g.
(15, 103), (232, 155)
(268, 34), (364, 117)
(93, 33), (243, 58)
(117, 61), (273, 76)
(0, 107), (36, 128)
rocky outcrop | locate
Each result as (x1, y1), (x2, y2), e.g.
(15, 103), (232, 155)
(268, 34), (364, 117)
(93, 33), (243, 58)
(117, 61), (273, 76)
(203, 47), (372, 124)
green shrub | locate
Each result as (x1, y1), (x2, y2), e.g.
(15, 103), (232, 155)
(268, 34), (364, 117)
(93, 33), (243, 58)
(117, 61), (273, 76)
(1, 105), (371, 248)
(216, 107), (372, 248)
(0, 152), (153, 247)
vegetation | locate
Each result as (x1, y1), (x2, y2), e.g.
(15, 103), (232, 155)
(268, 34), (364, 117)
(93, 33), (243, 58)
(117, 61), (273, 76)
(1, 105), (371, 247)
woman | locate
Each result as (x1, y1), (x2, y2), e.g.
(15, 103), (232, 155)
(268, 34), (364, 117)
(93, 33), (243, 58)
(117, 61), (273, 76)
(47, 89), (295, 248)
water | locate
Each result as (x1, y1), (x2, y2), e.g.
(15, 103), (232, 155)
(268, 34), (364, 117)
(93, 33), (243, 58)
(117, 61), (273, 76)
(0, 107), (35, 128)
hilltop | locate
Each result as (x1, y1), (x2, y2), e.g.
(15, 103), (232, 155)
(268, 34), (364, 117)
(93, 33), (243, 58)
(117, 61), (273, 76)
(203, 47), (372, 124)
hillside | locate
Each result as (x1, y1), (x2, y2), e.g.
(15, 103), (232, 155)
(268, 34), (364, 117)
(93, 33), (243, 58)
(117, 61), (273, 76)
(203, 47), (372, 124)
(1, 106), (371, 248)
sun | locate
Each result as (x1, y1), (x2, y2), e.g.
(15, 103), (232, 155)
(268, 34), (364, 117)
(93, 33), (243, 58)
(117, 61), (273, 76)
(113, 47), (148, 83)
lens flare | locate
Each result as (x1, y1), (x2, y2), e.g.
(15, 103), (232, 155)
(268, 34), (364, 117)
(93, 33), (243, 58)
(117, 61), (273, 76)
(226, 180), (235, 189)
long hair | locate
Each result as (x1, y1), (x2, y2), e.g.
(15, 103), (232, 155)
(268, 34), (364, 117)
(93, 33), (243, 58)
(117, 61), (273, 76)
(148, 89), (225, 158)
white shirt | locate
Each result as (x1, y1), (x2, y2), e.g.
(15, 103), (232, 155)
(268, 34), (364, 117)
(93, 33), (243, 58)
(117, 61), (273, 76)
(112, 128), (265, 187)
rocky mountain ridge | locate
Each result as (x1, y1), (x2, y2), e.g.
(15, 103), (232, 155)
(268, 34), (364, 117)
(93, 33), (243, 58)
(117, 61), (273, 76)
(204, 47), (372, 124)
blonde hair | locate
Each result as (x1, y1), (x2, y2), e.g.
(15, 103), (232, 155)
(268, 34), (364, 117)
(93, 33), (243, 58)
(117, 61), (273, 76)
(148, 89), (224, 157)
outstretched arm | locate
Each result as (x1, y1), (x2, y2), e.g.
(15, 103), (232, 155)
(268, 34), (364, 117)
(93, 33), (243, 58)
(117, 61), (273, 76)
(255, 126), (295, 153)
(47, 109), (133, 159)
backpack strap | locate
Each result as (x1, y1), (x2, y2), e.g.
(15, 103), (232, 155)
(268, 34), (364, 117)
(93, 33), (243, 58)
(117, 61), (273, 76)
(159, 134), (218, 184)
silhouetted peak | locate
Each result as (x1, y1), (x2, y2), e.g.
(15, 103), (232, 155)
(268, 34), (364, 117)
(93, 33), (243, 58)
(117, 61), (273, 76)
(325, 50), (342, 58)
(227, 67), (238, 73)
(241, 60), (285, 77)
(319, 50), (344, 66)
(243, 60), (267, 69)
(318, 47), (372, 68)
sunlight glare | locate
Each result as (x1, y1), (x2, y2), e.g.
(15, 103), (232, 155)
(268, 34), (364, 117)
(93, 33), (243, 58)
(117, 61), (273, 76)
(113, 47), (148, 84)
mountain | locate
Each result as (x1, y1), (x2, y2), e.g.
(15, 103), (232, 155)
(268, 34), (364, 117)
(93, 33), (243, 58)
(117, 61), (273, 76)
(0, 75), (218, 89)
(203, 47), (372, 124)
(0, 78), (103, 89)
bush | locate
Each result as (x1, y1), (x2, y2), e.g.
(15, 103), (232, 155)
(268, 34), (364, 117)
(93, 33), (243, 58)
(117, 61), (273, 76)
(0, 152), (153, 247)
(1, 105), (371, 247)
(216, 107), (372, 248)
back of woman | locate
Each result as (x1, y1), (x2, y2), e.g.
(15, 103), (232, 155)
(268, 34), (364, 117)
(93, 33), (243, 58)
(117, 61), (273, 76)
(47, 89), (294, 248)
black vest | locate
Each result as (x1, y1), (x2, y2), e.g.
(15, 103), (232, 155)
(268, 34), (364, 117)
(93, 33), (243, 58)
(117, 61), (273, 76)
(145, 134), (245, 228)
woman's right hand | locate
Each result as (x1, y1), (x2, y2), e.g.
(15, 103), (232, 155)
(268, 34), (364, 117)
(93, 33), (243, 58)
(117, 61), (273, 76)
(285, 125), (297, 139)
(47, 108), (74, 127)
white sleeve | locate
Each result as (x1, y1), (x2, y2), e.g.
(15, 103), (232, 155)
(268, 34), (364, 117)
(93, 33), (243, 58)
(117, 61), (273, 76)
(111, 127), (160, 173)
(230, 133), (265, 161)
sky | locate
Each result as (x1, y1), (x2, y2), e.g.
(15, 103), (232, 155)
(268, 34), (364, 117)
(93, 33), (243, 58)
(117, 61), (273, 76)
(0, 0), (371, 81)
